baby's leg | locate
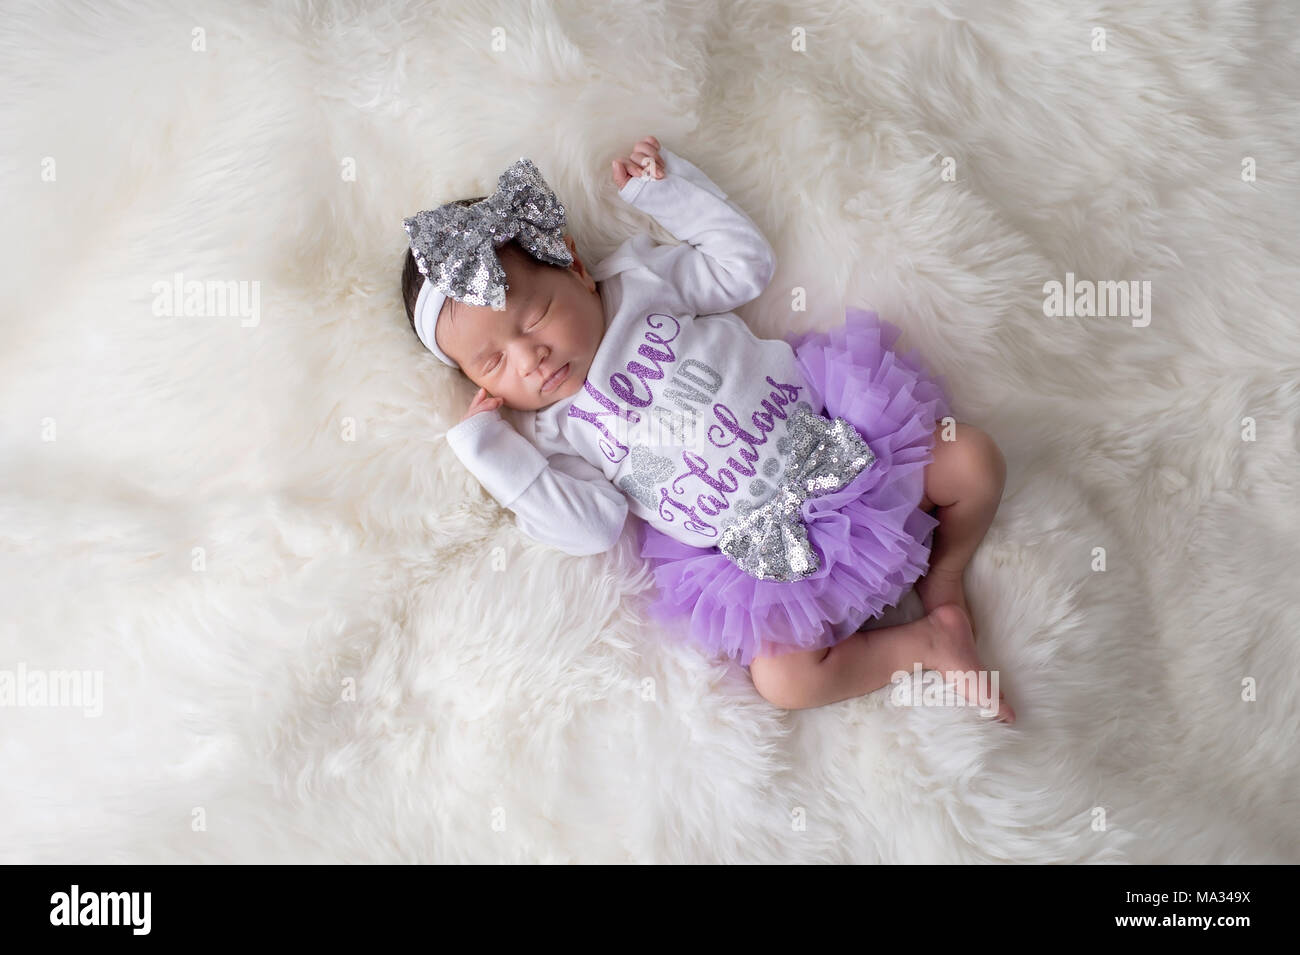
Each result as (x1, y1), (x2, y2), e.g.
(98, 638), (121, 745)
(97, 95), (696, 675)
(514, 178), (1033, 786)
(914, 422), (1007, 633)
(748, 605), (1014, 721)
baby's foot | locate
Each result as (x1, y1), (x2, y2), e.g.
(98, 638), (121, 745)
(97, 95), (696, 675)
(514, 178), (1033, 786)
(923, 604), (1014, 723)
(915, 565), (975, 640)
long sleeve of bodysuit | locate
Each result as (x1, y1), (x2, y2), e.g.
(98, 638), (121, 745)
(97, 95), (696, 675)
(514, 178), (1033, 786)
(445, 409), (628, 556)
(594, 146), (777, 316)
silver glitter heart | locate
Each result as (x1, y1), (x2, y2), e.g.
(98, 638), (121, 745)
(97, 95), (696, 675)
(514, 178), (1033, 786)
(619, 445), (678, 509)
(629, 445), (676, 485)
(618, 475), (657, 509)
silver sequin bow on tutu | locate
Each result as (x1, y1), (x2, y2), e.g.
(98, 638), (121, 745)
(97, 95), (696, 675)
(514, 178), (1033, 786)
(403, 157), (573, 311)
(718, 408), (877, 582)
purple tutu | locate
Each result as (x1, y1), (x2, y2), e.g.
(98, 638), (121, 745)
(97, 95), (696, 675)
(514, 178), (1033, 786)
(637, 306), (954, 668)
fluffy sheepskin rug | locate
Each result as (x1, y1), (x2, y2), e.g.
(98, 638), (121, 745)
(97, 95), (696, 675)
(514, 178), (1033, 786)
(2, 0), (1298, 863)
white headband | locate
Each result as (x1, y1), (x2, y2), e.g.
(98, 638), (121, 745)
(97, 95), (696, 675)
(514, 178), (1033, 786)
(413, 278), (460, 368)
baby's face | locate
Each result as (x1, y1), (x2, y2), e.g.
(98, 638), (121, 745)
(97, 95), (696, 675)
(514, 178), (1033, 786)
(435, 235), (605, 412)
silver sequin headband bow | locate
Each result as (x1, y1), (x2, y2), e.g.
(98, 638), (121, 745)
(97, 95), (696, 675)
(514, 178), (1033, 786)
(403, 157), (574, 367)
(718, 408), (877, 582)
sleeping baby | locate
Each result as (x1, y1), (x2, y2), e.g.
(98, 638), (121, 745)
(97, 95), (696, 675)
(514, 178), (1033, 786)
(399, 136), (1014, 722)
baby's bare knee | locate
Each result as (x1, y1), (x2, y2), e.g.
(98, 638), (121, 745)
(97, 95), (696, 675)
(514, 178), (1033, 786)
(749, 645), (829, 709)
(953, 424), (1006, 499)
(972, 427), (1006, 498)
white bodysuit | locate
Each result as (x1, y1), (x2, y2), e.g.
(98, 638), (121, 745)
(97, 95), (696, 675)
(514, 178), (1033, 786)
(445, 148), (823, 556)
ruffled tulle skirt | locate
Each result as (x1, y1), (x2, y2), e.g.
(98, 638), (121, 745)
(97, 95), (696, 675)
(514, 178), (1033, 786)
(637, 307), (954, 668)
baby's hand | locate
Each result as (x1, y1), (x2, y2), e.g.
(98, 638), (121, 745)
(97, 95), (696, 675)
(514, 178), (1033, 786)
(461, 386), (504, 422)
(611, 135), (665, 188)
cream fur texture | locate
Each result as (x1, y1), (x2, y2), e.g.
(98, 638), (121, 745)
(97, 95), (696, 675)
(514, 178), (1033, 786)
(2, 0), (1298, 863)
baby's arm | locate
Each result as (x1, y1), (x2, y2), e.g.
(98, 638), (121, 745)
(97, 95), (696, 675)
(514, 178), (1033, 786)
(445, 410), (628, 557)
(510, 452), (629, 556)
(610, 143), (777, 316)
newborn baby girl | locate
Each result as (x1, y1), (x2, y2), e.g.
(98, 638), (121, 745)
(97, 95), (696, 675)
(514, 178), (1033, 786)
(400, 136), (1013, 722)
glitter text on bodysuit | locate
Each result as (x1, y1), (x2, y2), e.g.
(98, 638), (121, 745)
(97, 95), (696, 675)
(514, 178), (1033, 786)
(564, 309), (806, 538)
(656, 376), (803, 538)
(566, 312), (682, 463)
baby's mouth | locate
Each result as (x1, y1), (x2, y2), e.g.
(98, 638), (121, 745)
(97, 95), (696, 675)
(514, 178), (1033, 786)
(541, 362), (570, 394)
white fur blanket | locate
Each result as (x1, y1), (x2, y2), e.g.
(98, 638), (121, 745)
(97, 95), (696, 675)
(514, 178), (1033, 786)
(2, 0), (1297, 863)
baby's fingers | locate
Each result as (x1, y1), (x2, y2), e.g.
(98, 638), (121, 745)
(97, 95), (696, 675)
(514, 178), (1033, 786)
(612, 153), (663, 187)
(627, 156), (663, 180)
(633, 152), (663, 175)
